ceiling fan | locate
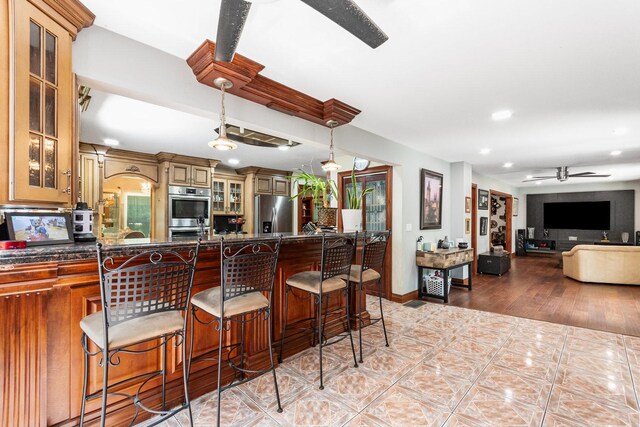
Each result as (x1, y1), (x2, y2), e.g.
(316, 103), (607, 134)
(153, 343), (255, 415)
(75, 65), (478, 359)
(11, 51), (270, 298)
(523, 166), (610, 183)
(215, 0), (389, 62)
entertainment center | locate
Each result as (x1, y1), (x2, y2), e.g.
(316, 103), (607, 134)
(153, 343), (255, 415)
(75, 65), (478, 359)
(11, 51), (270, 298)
(525, 190), (635, 252)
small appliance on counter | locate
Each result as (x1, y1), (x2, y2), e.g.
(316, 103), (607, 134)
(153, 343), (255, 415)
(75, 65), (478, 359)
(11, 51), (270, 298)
(72, 202), (97, 242)
(214, 215), (246, 235)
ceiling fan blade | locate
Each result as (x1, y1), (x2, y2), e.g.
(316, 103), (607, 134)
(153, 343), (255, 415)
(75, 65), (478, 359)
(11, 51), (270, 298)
(522, 176), (555, 182)
(567, 172), (596, 177)
(215, 0), (252, 62)
(569, 174), (611, 178)
(299, 0), (389, 49)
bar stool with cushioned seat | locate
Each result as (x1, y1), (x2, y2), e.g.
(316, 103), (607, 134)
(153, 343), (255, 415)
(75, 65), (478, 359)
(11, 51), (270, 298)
(278, 232), (358, 390)
(343, 230), (390, 363)
(188, 237), (282, 427)
(79, 241), (201, 427)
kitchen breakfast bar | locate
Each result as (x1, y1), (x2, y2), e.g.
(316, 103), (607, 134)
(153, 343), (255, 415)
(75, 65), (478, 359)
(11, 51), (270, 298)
(0, 233), (373, 426)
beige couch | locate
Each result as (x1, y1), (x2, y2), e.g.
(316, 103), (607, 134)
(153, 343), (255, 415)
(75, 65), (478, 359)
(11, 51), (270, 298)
(562, 245), (640, 285)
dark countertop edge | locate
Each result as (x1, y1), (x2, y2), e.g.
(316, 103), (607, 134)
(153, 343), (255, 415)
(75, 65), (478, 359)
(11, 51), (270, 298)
(0, 232), (340, 266)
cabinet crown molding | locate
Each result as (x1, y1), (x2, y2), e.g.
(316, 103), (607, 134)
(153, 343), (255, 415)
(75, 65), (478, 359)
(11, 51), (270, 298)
(36, 0), (95, 38)
(156, 152), (220, 168)
(235, 166), (291, 176)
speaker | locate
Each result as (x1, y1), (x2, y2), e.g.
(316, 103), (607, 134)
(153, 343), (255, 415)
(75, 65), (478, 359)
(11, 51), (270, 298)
(516, 229), (526, 256)
(636, 231), (640, 246)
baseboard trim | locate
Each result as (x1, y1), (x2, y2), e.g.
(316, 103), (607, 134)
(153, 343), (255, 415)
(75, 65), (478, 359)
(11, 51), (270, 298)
(390, 290), (419, 303)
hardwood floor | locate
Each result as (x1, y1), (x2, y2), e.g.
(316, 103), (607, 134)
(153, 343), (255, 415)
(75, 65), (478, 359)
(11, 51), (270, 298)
(444, 254), (640, 337)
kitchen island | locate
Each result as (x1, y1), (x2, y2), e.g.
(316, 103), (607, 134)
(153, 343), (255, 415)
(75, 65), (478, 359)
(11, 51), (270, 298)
(0, 233), (369, 426)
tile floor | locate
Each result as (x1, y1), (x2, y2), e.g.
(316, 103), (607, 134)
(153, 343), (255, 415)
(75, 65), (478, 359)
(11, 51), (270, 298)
(146, 296), (640, 426)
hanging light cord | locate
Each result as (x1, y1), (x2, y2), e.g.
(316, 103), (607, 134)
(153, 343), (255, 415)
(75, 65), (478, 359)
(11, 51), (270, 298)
(328, 122), (335, 160)
(219, 83), (227, 138)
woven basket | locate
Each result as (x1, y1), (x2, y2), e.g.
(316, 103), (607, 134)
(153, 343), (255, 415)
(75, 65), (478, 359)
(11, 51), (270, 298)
(426, 275), (452, 296)
(317, 207), (337, 226)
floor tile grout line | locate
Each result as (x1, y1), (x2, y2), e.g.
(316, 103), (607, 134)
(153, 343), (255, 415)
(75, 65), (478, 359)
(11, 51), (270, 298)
(540, 326), (569, 426)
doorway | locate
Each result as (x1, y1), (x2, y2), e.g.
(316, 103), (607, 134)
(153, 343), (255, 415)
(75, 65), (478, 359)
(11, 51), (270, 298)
(102, 175), (154, 239)
(489, 189), (513, 252)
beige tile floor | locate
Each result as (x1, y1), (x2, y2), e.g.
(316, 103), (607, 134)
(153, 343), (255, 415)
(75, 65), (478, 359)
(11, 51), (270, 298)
(146, 296), (640, 426)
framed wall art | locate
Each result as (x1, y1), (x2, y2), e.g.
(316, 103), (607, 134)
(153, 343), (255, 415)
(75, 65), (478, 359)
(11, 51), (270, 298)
(420, 168), (443, 229)
(513, 197), (519, 216)
(480, 217), (488, 235)
(478, 189), (489, 210)
(465, 196), (471, 213)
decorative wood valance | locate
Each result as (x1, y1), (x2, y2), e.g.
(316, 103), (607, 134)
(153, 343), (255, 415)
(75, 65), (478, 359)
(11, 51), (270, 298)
(186, 40), (361, 127)
(38, 0), (95, 39)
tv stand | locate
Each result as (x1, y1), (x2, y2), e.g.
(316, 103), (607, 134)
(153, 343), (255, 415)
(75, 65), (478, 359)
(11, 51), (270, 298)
(525, 239), (557, 254)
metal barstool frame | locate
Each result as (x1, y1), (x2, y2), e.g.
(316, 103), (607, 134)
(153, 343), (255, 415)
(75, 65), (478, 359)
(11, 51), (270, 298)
(278, 232), (359, 390)
(188, 237), (283, 427)
(80, 241), (201, 427)
(351, 230), (391, 363)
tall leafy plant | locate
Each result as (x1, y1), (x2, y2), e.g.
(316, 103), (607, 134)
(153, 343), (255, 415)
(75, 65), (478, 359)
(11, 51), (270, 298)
(346, 164), (373, 209)
(289, 169), (337, 208)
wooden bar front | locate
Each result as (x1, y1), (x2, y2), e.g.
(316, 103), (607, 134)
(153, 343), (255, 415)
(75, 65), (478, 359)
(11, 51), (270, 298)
(0, 236), (362, 426)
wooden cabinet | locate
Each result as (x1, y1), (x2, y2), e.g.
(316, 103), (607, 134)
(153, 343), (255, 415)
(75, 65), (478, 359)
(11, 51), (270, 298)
(255, 174), (290, 196)
(298, 196), (314, 231)
(1, 0), (93, 207)
(79, 151), (100, 210)
(212, 176), (245, 215)
(169, 162), (211, 188)
(12, 1), (73, 204)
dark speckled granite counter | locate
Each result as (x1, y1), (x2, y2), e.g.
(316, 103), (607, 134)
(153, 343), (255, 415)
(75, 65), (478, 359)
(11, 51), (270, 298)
(0, 232), (336, 265)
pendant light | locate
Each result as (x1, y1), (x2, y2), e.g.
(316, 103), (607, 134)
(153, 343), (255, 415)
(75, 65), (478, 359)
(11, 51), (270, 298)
(321, 120), (341, 172)
(208, 77), (237, 151)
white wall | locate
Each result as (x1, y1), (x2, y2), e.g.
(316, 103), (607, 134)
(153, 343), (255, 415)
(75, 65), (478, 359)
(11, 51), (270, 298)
(73, 27), (451, 297)
(521, 180), (640, 230)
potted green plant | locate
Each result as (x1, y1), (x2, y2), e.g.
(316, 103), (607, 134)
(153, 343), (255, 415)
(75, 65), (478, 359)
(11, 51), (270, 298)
(342, 164), (373, 231)
(289, 169), (338, 226)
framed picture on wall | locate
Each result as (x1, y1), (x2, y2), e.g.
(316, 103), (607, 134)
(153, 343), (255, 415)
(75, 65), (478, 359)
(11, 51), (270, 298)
(465, 218), (471, 234)
(480, 217), (488, 235)
(513, 198), (519, 216)
(420, 168), (443, 229)
(478, 189), (489, 210)
(465, 196), (471, 213)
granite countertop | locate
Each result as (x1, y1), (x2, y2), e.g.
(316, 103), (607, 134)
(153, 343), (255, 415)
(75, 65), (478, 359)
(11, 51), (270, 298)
(0, 232), (341, 266)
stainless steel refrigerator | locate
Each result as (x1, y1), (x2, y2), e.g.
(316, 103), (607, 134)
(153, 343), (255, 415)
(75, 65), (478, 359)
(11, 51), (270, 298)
(254, 195), (294, 233)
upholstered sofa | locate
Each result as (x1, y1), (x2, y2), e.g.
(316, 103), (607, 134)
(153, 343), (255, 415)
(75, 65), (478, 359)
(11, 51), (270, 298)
(562, 245), (640, 285)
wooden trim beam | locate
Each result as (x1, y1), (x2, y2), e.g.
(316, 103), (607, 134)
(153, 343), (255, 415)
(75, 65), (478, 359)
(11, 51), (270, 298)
(186, 40), (361, 127)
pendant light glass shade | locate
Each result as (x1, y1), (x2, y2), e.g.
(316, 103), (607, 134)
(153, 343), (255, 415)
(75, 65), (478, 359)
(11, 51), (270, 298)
(209, 78), (237, 151)
(321, 120), (341, 172)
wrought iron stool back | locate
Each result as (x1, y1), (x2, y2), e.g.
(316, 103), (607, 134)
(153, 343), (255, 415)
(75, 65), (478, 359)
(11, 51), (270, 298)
(189, 237), (283, 427)
(321, 233), (357, 284)
(79, 241), (201, 427)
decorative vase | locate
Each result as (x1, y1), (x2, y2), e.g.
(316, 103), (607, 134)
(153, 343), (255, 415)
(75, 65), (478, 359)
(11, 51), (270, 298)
(622, 232), (630, 243)
(341, 209), (362, 232)
(317, 207), (337, 227)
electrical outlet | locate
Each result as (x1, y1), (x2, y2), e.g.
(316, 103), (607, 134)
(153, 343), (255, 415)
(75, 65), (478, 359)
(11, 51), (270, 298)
(406, 223), (412, 231)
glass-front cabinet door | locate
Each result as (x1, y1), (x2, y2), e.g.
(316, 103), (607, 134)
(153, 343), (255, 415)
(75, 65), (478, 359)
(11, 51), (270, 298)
(228, 180), (244, 215)
(212, 179), (226, 214)
(13, 1), (73, 204)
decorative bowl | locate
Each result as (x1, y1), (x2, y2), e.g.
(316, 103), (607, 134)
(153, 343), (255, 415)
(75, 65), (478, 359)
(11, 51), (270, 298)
(458, 242), (469, 249)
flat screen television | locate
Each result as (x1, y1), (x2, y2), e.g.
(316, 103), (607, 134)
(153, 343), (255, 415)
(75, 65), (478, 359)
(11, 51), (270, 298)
(543, 201), (610, 230)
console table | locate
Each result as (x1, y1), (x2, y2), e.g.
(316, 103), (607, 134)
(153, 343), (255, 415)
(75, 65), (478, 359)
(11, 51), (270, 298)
(416, 248), (473, 303)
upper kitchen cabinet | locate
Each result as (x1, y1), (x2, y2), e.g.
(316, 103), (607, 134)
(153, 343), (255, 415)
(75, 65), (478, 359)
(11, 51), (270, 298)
(212, 175), (245, 215)
(1, 0), (94, 206)
(255, 174), (290, 197)
(169, 162), (211, 188)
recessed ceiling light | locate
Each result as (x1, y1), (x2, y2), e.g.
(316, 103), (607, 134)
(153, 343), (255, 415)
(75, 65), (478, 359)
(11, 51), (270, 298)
(503, 162), (513, 168)
(492, 110), (512, 121)
(278, 145), (290, 151)
(228, 158), (240, 165)
(480, 148), (491, 155)
(104, 138), (119, 146)
(526, 175), (533, 179)
(535, 181), (542, 185)
(610, 150), (622, 156)
(613, 128), (628, 136)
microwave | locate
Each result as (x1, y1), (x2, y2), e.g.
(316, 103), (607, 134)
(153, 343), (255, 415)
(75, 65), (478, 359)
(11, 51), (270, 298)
(168, 186), (211, 228)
